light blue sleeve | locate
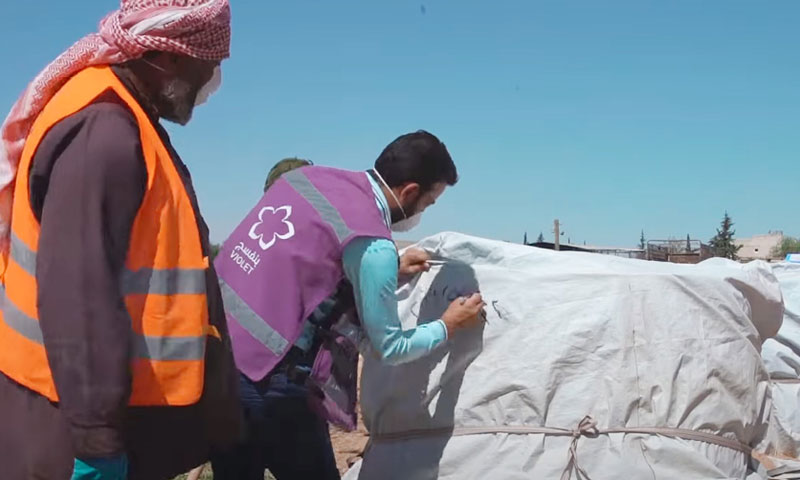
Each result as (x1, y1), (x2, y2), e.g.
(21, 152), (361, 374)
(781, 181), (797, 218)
(342, 237), (448, 365)
(71, 455), (128, 480)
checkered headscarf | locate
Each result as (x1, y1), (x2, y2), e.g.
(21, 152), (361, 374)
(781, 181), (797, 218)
(0, 0), (231, 252)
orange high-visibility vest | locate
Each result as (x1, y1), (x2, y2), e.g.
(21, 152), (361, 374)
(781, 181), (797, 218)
(0, 66), (211, 406)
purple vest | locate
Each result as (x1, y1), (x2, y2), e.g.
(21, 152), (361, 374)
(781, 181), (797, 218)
(215, 167), (391, 428)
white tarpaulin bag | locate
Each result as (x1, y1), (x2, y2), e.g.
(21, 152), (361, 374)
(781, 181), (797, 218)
(344, 233), (784, 480)
(759, 262), (800, 470)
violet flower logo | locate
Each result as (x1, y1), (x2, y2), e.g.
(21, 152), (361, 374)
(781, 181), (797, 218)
(248, 205), (296, 250)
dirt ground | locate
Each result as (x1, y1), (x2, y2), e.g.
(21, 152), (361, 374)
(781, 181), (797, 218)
(173, 413), (367, 480)
(330, 358), (370, 474)
(330, 410), (370, 474)
(173, 410), (368, 480)
(174, 361), (370, 479)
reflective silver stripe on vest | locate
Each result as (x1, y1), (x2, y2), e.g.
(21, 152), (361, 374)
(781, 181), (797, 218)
(0, 286), (43, 343)
(10, 233), (205, 297)
(219, 279), (289, 356)
(121, 268), (207, 295)
(133, 334), (206, 361)
(282, 169), (353, 243)
(10, 233), (37, 277)
(0, 286), (206, 361)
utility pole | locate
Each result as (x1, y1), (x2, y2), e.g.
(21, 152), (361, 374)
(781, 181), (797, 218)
(554, 219), (560, 251)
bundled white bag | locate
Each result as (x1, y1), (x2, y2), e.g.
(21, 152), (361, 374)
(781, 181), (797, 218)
(759, 262), (800, 466)
(345, 233), (783, 480)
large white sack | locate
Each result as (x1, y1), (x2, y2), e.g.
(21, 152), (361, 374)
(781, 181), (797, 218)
(760, 262), (800, 460)
(344, 232), (783, 480)
(763, 263), (800, 379)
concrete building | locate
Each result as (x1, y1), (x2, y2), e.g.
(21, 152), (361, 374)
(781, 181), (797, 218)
(736, 231), (784, 261)
(645, 239), (712, 264)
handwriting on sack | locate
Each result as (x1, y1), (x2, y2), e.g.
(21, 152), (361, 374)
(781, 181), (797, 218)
(410, 285), (505, 321)
(421, 284), (472, 307)
(230, 242), (261, 275)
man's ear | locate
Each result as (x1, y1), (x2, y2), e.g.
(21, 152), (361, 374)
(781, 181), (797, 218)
(398, 183), (421, 204)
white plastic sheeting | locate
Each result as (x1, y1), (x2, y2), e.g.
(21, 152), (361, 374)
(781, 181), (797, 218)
(763, 263), (800, 380)
(344, 233), (784, 480)
(760, 262), (800, 464)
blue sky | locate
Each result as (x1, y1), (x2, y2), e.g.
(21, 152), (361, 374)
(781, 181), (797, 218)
(1, 1), (798, 247)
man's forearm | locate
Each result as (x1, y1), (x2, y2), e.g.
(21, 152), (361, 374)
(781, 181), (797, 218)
(344, 237), (448, 365)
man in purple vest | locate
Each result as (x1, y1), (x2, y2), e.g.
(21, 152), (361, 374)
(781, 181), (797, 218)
(212, 131), (486, 480)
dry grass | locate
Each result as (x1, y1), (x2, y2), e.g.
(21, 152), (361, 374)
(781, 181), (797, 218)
(172, 465), (275, 480)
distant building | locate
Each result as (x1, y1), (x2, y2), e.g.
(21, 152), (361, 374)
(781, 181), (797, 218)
(527, 241), (645, 260)
(529, 238), (714, 264)
(735, 231), (783, 261)
(645, 239), (712, 264)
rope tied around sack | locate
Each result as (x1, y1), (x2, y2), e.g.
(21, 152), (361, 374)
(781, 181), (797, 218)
(371, 414), (753, 479)
(561, 416), (600, 480)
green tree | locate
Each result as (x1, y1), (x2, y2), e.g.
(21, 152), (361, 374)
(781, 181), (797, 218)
(210, 243), (221, 261)
(537, 232), (545, 243)
(708, 212), (742, 260)
(639, 230), (646, 250)
(773, 236), (800, 258)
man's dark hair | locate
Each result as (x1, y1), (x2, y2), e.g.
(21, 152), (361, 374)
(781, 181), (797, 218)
(374, 130), (457, 192)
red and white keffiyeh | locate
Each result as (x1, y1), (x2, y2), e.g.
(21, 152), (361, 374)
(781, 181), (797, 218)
(0, 0), (231, 252)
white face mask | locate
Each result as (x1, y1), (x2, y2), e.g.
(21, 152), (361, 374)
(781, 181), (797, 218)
(372, 169), (423, 232)
(391, 212), (422, 232)
(194, 66), (222, 106)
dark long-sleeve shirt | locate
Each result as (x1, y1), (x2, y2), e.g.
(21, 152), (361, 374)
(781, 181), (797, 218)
(0, 74), (240, 480)
(33, 91), (146, 458)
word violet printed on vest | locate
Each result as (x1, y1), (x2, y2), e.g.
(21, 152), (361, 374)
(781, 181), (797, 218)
(231, 205), (297, 275)
(231, 242), (261, 275)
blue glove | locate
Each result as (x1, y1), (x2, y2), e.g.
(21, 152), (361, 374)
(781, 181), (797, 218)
(71, 455), (128, 480)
